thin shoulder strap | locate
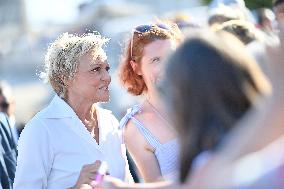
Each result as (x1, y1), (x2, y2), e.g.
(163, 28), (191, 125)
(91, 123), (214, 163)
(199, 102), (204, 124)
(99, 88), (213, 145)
(119, 105), (161, 149)
(130, 116), (161, 149)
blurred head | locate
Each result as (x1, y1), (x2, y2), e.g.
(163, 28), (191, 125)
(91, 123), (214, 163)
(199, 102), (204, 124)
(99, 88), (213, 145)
(119, 22), (182, 96)
(161, 30), (271, 183)
(273, 0), (284, 21)
(167, 13), (200, 31)
(212, 20), (262, 45)
(255, 8), (275, 32)
(0, 81), (14, 117)
(42, 33), (111, 102)
(208, 5), (245, 26)
(209, 0), (246, 8)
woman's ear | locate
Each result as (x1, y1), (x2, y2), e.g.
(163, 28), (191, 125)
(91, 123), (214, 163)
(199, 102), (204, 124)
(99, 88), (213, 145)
(60, 75), (71, 88)
(130, 60), (142, 75)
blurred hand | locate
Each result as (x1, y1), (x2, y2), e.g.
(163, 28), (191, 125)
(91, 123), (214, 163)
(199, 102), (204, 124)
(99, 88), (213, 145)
(188, 155), (235, 189)
(79, 184), (94, 189)
(71, 160), (102, 189)
(101, 176), (124, 189)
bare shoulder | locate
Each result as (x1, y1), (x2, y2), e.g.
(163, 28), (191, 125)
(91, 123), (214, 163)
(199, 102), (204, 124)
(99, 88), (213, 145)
(123, 116), (154, 152)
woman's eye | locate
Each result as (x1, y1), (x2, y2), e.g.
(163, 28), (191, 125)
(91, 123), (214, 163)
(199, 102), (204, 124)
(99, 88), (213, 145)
(91, 67), (100, 72)
(106, 66), (110, 72)
(152, 57), (160, 63)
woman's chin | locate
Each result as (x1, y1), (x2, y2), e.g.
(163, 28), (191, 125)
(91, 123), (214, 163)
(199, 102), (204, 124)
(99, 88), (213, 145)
(97, 96), (110, 103)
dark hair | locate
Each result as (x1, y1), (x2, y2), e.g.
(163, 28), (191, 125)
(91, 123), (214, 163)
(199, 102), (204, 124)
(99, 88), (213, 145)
(273, 0), (284, 7)
(256, 8), (275, 26)
(161, 30), (271, 183)
(213, 20), (260, 45)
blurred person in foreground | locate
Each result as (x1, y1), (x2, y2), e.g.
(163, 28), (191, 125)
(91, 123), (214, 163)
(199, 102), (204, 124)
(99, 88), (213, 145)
(208, 0), (255, 25)
(208, 4), (246, 26)
(0, 112), (17, 189)
(0, 112), (17, 188)
(255, 8), (276, 35)
(211, 19), (273, 77)
(13, 33), (132, 189)
(273, 0), (284, 22)
(166, 13), (201, 32)
(211, 19), (264, 45)
(0, 81), (18, 189)
(0, 81), (19, 143)
(118, 21), (182, 182)
(187, 12), (284, 189)
(99, 28), (270, 189)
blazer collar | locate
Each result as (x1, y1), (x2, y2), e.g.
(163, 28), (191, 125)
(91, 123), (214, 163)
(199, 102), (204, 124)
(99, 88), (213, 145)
(43, 95), (113, 119)
(42, 95), (114, 152)
(42, 95), (77, 119)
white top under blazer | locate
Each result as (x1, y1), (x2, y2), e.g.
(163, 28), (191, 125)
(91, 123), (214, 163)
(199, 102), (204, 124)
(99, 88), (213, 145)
(14, 95), (130, 189)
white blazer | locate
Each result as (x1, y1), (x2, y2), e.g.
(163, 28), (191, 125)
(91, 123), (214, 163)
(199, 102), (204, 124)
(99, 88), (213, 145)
(14, 95), (131, 189)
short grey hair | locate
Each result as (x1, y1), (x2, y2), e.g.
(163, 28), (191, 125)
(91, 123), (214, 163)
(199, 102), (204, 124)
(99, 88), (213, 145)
(41, 32), (109, 98)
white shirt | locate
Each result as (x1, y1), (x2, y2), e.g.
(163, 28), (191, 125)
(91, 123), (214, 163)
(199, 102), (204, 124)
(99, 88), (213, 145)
(14, 95), (130, 189)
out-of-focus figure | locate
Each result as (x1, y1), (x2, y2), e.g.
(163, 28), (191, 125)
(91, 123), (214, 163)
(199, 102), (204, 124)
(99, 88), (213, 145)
(208, 0), (255, 26)
(273, 0), (284, 21)
(0, 81), (19, 143)
(0, 88), (17, 189)
(255, 8), (276, 34)
(212, 19), (263, 45)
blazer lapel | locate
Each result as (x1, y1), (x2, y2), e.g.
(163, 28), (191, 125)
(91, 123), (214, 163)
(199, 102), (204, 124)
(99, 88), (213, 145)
(68, 116), (102, 153)
(44, 95), (103, 152)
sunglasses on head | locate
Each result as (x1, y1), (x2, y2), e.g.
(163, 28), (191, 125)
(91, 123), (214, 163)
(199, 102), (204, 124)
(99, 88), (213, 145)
(130, 23), (170, 60)
(134, 24), (170, 33)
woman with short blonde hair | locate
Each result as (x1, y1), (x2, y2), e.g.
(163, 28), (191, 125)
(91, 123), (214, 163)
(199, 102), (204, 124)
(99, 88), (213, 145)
(14, 32), (132, 189)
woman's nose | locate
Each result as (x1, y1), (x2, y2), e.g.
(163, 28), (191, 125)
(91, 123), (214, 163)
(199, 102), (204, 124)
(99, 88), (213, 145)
(101, 70), (111, 83)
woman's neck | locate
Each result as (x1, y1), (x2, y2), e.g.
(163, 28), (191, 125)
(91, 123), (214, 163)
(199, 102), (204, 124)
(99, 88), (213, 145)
(65, 95), (96, 123)
(145, 93), (176, 133)
(146, 93), (166, 116)
(65, 94), (99, 143)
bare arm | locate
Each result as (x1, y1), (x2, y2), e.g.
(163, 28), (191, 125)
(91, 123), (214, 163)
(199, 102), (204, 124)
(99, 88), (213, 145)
(124, 121), (163, 182)
(102, 176), (182, 189)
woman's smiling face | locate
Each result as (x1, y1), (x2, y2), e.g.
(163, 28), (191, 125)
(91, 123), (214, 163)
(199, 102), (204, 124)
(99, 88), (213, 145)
(66, 50), (111, 103)
(140, 39), (177, 93)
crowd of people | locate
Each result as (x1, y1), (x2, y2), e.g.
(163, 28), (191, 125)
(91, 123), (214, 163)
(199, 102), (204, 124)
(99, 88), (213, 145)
(1, 0), (284, 188)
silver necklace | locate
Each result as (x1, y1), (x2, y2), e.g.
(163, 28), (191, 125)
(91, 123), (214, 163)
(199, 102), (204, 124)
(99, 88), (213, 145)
(146, 99), (176, 133)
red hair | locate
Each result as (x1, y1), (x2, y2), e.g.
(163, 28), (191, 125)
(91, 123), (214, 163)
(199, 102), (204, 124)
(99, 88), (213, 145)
(119, 22), (182, 95)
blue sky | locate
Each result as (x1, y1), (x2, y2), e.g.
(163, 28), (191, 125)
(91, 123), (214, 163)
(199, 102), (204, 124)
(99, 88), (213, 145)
(25, 0), (89, 28)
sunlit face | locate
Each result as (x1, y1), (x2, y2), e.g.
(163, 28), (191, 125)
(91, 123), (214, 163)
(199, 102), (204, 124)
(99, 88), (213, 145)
(66, 50), (111, 103)
(275, 3), (284, 21)
(139, 39), (176, 94)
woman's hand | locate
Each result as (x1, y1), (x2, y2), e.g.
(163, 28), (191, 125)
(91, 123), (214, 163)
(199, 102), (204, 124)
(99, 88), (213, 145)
(101, 176), (124, 189)
(78, 184), (94, 189)
(70, 160), (102, 189)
